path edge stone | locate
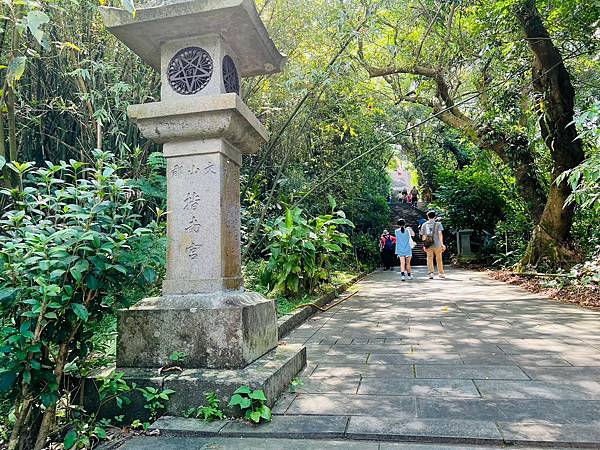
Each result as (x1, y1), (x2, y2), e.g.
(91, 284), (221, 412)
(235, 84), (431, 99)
(277, 272), (368, 339)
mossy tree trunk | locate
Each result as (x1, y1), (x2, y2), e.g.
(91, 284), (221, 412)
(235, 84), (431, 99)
(515, 0), (585, 270)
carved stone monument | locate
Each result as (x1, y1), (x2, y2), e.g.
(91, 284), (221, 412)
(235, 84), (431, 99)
(100, 0), (305, 414)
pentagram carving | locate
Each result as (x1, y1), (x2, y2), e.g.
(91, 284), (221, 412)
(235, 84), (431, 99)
(167, 47), (213, 95)
(222, 55), (240, 95)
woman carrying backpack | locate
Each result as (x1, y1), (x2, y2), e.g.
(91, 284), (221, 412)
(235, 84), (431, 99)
(395, 219), (415, 281)
(419, 210), (446, 279)
(379, 230), (397, 271)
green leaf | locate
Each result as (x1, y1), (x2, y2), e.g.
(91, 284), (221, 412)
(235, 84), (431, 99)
(0, 288), (17, 305)
(49, 269), (65, 279)
(142, 267), (157, 283)
(71, 303), (89, 322)
(26, 10), (50, 45)
(327, 194), (337, 210)
(240, 397), (252, 409)
(86, 274), (100, 289)
(0, 370), (17, 392)
(94, 426), (107, 439)
(64, 430), (77, 450)
(233, 386), (252, 395)
(259, 404), (272, 420)
(7, 57), (26, 86)
(29, 359), (41, 369)
(248, 411), (261, 423)
(248, 389), (267, 401)
(41, 391), (59, 407)
(227, 393), (243, 407)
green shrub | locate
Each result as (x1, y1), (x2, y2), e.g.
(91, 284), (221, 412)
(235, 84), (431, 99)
(261, 199), (354, 296)
(227, 386), (271, 424)
(434, 166), (506, 232)
(0, 152), (155, 449)
(351, 232), (380, 268)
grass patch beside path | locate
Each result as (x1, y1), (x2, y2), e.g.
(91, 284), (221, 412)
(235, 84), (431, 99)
(274, 270), (359, 316)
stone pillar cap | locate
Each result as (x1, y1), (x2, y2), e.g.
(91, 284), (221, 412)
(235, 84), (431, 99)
(128, 93), (268, 153)
(100, 0), (285, 76)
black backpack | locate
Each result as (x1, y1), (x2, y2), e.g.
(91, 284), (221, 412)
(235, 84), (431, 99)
(383, 236), (394, 251)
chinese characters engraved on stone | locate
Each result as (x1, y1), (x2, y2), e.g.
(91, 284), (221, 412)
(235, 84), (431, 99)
(185, 241), (202, 260)
(171, 163), (217, 177)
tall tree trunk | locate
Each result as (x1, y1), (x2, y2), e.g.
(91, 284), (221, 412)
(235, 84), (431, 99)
(515, 0), (585, 269)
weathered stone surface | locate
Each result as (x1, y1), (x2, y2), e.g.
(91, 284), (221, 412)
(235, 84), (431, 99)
(149, 416), (226, 436)
(220, 414), (349, 439)
(285, 393), (417, 416)
(346, 417), (503, 444)
(415, 365), (529, 380)
(162, 344), (306, 415)
(117, 292), (278, 369)
(75, 368), (165, 423)
(128, 95), (268, 152)
(100, 0), (284, 75)
(196, 438), (379, 450)
(520, 366), (600, 380)
(358, 378), (480, 398)
(116, 436), (208, 450)
(310, 363), (414, 378)
(368, 353), (463, 365)
(295, 376), (360, 394)
(475, 380), (600, 400)
(498, 421), (600, 446)
(417, 398), (600, 424)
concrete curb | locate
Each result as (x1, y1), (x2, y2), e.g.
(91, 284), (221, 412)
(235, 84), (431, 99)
(147, 416), (600, 448)
(277, 272), (368, 340)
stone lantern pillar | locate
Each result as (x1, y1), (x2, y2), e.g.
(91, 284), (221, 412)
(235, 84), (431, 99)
(100, 0), (305, 414)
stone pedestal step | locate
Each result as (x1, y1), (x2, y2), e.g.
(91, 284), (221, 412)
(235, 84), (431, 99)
(139, 415), (600, 448)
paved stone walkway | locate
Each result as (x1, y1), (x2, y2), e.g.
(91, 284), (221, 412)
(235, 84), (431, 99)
(274, 268), (600, 446)
(116, 268), (600, 448)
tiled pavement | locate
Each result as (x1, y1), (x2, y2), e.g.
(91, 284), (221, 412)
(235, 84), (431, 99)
(272, 268), (600, 446)
(117, 268), (600, 448)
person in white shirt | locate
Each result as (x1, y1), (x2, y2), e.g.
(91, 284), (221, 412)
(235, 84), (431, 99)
(419, 210), (446, 279)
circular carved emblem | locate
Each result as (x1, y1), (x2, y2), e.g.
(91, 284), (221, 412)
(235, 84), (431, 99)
(167, 47), (213, 95)
(222, 55), (240, 95)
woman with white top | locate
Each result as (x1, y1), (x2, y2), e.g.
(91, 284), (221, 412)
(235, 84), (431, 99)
(394, 219), (415, 281)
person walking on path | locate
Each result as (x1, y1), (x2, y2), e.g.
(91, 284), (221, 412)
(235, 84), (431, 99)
(420, 210), (446, 279)
(395, 219), (415, 281)
(410, 186), (419, 207)
(379, 230), (396, 271)
(401, 188), (408, 203)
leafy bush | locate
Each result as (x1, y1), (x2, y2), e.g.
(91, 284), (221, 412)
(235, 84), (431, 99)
(261, 199), (354, 296)
(434, 166), (506, 232)
(227, 386), (271, 424)
(0, 152), (155, 449)
(351, 232), (381, 268)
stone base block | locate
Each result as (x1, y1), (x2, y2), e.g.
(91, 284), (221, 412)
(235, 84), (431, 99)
(164, 344), (306, 416)
(117, 291), (278, 369)
(78, 345), (306, 422)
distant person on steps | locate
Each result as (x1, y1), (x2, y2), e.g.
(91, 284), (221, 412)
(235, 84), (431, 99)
(410, 186), (419, 206)
(420, 210), (446, 279)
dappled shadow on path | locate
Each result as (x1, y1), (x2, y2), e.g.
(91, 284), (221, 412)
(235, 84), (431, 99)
(275, 267), (600, 446)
